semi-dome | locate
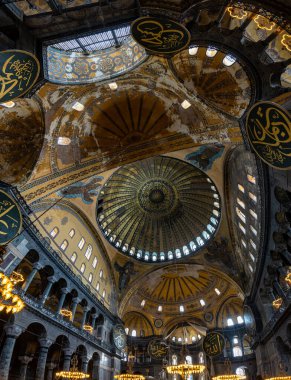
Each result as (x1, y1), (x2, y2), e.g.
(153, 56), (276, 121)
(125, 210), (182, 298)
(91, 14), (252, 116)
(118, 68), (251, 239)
(96, 156), (221, 262)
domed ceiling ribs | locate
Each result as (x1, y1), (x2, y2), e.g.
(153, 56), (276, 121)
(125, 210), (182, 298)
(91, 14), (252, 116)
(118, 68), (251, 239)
(97, 156), (220, 263)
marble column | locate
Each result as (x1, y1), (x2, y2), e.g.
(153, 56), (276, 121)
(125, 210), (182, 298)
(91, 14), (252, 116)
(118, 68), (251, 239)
(63, 349), (73, 371)
(40, 276), (56, 305)
(81, 307), (90, 329)
(71, 297), (80, 322)
(92, 359), (100, 380)
(22, 263), (42, 292)
(81, 356), (89, 373)
(18, 355), (33, 380)
(0, 324), (23, 380)
(57, 288), (68, 315)
(46, 362), (57, 380)
(35, 338), (52, 380)
(91, 314), (97, 331)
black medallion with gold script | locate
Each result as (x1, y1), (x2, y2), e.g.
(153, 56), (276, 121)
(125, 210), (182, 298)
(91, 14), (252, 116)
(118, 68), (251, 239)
(0, 190), (22, 246)
(131, 17), (190, 55)
(203, 332), (225, 357)
(148, 339), (168, 360)
(246, 101), (291, 170)
(0, 50), (40, 103)
(112, 324), (127, 350)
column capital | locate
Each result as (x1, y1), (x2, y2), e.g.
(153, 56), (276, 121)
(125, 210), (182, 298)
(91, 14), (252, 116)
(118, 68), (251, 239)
(63, 348), (73, 356)
(38, 338), (52, 349)
(47, 276), (57, 283)
(72, 297), (81, 304)
(46, 362), (57, 370)
(81, 356), (89, 364)
(61, 287), (69, 294)
(18, 355), (33, 365)
(83, 306), (90, 313)
(4, 324), (22, 338)
(33, 262), (43, 271)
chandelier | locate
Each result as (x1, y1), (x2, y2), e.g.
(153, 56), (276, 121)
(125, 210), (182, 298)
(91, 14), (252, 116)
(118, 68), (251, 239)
(60, 309), (72, 320)
(115, 350), (145, 380)
(213, 376), (246, 380)
(0, 271), (25, 313)
(167, 364), (205, 379)
(83, 325), (93, 333)
(55, 355), (89, 379)
(265, 377), (291, 380)
(285, 273), (291, 286)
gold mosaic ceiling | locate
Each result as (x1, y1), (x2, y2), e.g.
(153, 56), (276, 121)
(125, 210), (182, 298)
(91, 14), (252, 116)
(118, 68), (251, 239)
(96, 156), (220, 262)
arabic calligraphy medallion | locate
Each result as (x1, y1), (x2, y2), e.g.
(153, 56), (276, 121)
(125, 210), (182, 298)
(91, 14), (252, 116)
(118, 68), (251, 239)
(203, 332), (225, 357)
(112, 324), (127, 350)
(0, 190), (22, 246)
(246, 101), (291, 170)
(0, 50), (40, 103)
(148, 339), (168, 359)
(131, 17), (190, 55)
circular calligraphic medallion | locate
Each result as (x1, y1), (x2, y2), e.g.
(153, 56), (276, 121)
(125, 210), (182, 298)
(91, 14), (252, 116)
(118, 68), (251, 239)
(131, 17), (190, 55)
(243, 305), (256, 337)
(204, 312), (213, 323)
(154, 319), (163, 328)
(148, 339), (168, 359)
(246, 101), (291, 170)
(203, 332), (225, 357)
(0, 50), (40, 103)
(112, 324), (127, 350)
(0, 190), (22, 246)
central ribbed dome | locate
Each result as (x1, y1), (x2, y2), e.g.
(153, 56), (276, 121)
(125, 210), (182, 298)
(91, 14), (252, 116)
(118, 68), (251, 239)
(96, 156), (220, 263)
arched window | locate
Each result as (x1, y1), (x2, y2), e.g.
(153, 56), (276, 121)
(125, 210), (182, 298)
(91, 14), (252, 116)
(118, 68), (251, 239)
(96, 282), (100, 292)
(125, 327), (129, 334)
(102, 290), (106, 298)
(71, 252), (77, 263)
(85, 245), (92, 260)
(50, 227), (59, 238)
(69, 228), (75, 238)
(131, 329), (136, 337)
(186, 355), (192, 364)
(78, 237), (85, 250)
(60, 240), (68, 251)
(223, 54), (236, 66)
(233, 336), (242, 357)
(172, 355), (177, 365)
(227, 318), (234, 326)
(80, 263), (86, 273)
(92, 257), (98, 268)
(198, 352), (205, 364)
(88, 273), (93, 283)
(99, 269), (103, 278)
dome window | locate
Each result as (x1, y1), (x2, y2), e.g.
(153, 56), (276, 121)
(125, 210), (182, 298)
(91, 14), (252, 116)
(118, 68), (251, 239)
(206, 47), (218, 57)
(189, 45), (198, 55)
(227, 318), (234, 326)
(223, 54), (236, 66)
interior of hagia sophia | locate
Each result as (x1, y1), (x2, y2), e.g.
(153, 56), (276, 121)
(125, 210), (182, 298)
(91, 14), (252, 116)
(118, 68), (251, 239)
(0, 1), (290, 380)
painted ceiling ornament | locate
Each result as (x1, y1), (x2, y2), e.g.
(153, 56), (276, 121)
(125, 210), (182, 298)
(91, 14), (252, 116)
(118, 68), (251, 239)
(131, 17), (190, 55)
(202, 331), (225, 356)
(246, 101), (291, 169)
(96, 156), (221, 263)
(0, 190), (22, 246)
(281, 34), (291, 52)
(227, 6), (247, 20)
(114, 261), (137, 291)
(253, 15), (275, 31)
(0, 50), (40, 103)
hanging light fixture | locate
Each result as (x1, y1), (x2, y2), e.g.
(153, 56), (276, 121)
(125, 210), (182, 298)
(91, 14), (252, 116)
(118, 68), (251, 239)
(55, 354), (89, 379)
(213, 359), (246, 380)
(0, 271), (25, 313)
(265, 377), (291, 380)
(227, 7), (247, 20)
(83, 325), (93, 333)
(60, 309), (73, 320)
(166, 334), (205, 380)
(115, 350), (145, 380)
(272, 298), (283, 309)
(253, 15), (275, 30)
(285, 273), (291, 286)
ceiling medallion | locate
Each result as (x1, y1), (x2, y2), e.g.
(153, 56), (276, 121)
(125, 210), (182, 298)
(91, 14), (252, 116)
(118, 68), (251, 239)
(131, 17), (190, 55)
(96, 156), (221, 263)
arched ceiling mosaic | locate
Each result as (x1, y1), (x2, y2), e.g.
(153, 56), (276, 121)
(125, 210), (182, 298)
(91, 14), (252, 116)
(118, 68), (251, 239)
(119, 264), (244, 328)
(123, 312), (154, 337)
(0, 99), (44, 186)
(96, 156), (220, 262)
(171, 46), (253, 118)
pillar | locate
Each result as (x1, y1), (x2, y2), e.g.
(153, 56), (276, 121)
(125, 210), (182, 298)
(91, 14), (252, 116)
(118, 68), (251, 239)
(46, 362), (57, 380)
(40, 276), (56, 305)
(0, 325), (23, 380)
(71, 297), (80, 322)
(63, 349), (73, 371)
(57, 288), (68, 314)
(92, 358), (100, 380)
(81, 356), (89, 373)
(22, 263), (42, 292)
(81, 306), (90, 329)
(91, 314), (97, 330)
(35, 338), (52, 380)
(18, 355), (33, 380)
